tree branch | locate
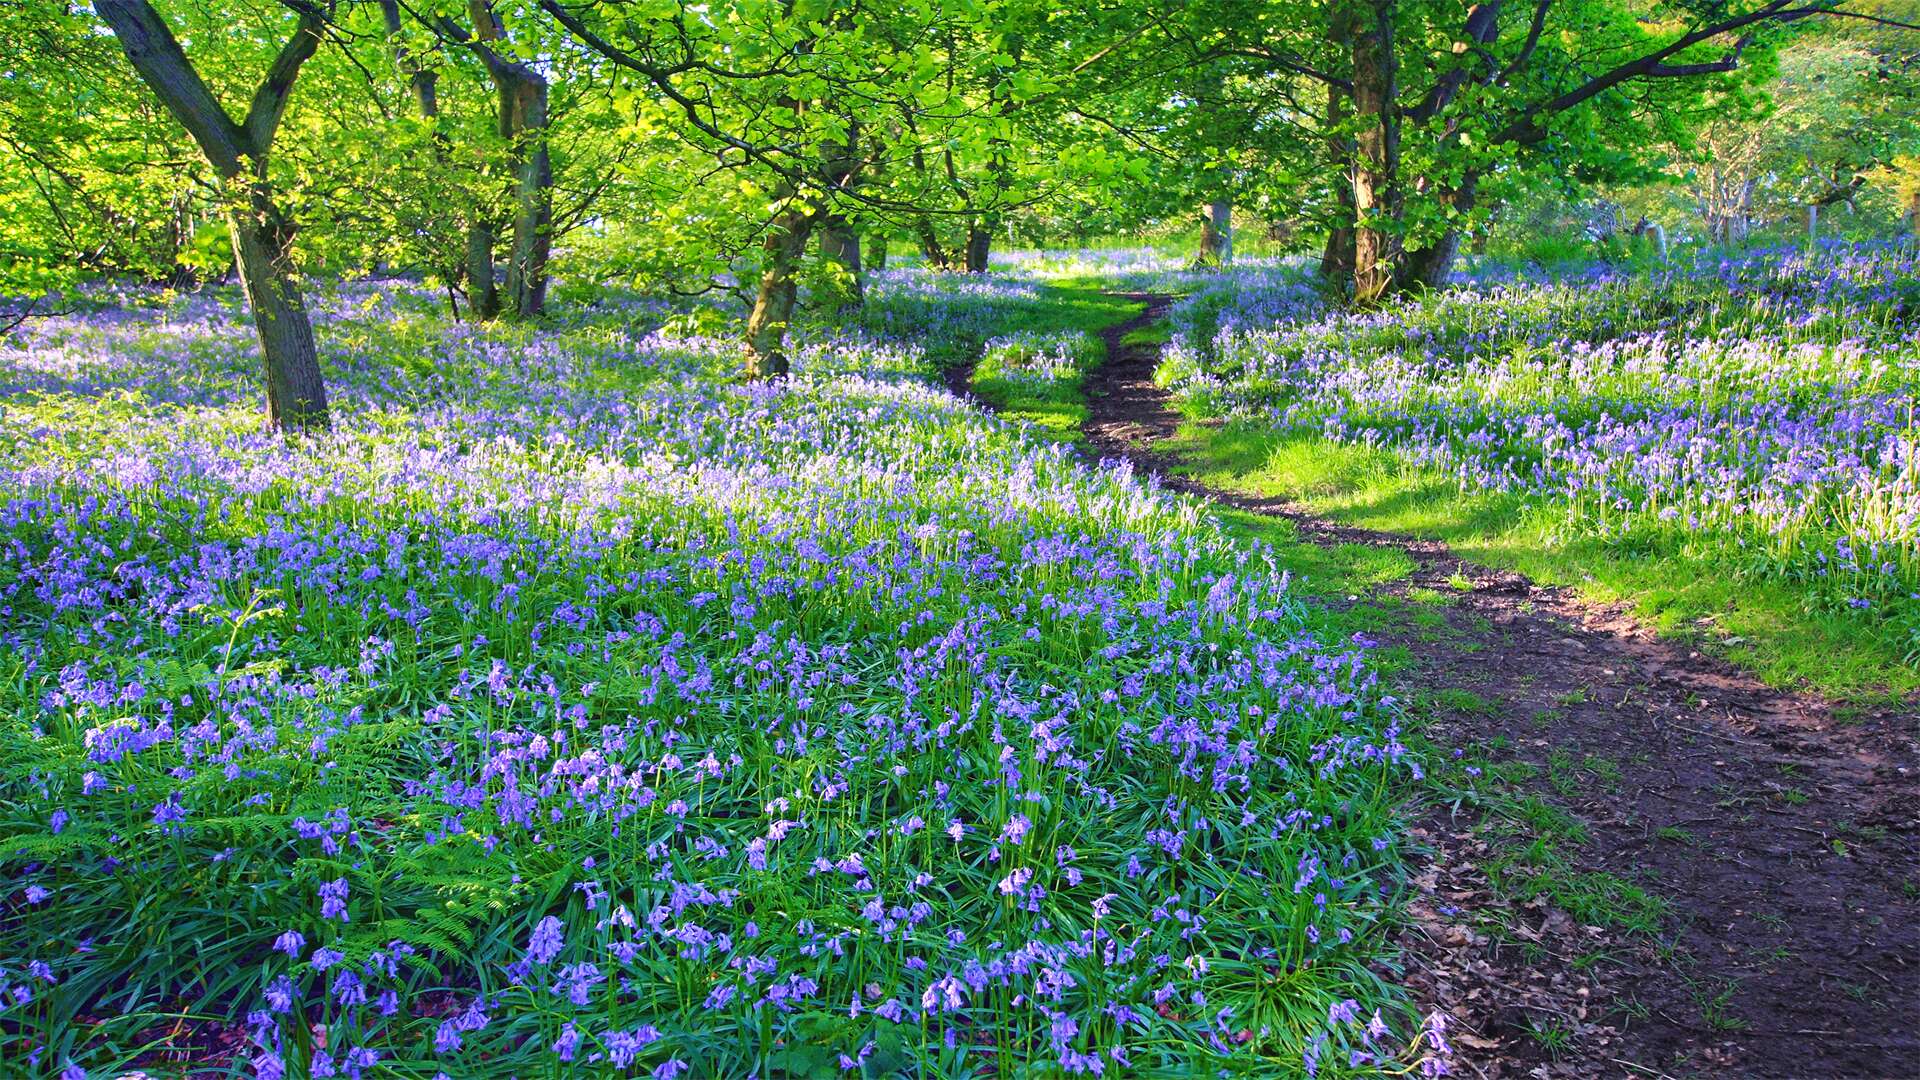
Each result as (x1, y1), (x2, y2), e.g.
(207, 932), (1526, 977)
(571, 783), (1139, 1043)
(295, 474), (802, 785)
(1494, 0), (1822, 146)
(94, 0), (252, 175)
(1410, 1), (1504, 123)
(1645, 35), (1753, 78)
(243, 3), (328, 155)
(1500, 0), (1555, 80)
(535, 0), (788, 175)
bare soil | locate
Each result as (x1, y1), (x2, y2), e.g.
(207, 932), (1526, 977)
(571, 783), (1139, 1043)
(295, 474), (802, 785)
(1070, 295), (1920, 1079)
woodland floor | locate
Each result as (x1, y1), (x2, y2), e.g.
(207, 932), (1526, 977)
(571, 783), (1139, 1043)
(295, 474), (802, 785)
(1008, 294), (1919, 1079)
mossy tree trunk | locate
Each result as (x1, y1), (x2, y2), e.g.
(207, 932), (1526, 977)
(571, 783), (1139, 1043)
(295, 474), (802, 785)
(745, 207), (814, 379)
(462, 0), (550, 320)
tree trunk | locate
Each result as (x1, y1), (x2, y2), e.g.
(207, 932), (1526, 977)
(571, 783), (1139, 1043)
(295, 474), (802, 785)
(499, 76), (551, 318)
(1389, 2), (1503, 294)
(864, 233), (888, 271)
(465, 1), (551, 320)
(1196, 198), (1233, 267)
(1399, 230), (1462, 290)
(1907, 189), (1919, 239)
(96, 0), (330, 431)
(379, 0), (439, 119)
(1193, 68), (1234, 270)
(466, 221), (500, 318)
(1321, 214), (1356, 280)
(819, 215), (864, 307)
(1319, 59), (1356, 280)
(815, 120), (863, 304)
(230, 197), (329, 428)
(1347, 0), (1401, 305)
(965, 43), (1012, 277)
(914, 215), (949, 270)
(379, 0), (470, 295)
(745, 210), (813, 380)
(1398, 172), (1478, 290)
(964, 220), (993, 273)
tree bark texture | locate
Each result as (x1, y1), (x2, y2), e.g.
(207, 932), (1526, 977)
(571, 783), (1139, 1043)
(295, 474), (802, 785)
(465, 0), (551, 319)
(1319, 48), (1356, 280)
(501, 76), (552, 318)
(1398, 172), (1478, 290)
(964, 220), (993, 273)
(915, 215), (951, 270)
(1347, 0), (1401, 305)
(466, 222), (500, 318)
(230, 203), (328, 429)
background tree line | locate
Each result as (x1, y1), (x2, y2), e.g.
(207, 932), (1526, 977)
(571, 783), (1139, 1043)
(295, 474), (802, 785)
(3, 0), (1916, 429)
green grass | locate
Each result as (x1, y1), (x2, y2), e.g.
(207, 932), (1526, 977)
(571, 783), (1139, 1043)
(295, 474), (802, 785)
(962, 279), (1141, 444)
(1167, 420), (1919, 702)
(1432, 750), (1670, 936)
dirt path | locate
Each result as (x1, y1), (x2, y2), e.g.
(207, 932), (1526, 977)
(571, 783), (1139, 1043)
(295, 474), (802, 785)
(1075, 295), (1920, 1079)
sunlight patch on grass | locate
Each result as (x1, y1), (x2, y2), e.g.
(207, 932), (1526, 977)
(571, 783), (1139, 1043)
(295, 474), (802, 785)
(1171, 421), (1918, 702)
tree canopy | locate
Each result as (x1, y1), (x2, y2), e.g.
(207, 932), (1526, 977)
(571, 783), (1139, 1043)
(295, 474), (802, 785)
(3, 0), (1917, 422)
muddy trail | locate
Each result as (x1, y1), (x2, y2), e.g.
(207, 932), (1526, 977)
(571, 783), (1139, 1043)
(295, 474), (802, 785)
(1067, 295), (1919, 1078)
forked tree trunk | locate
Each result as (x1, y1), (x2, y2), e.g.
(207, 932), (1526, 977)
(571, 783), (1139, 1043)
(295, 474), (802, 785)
(819, 215), (864, 307)
(1399, 173), (1478, 290)
(379, 0), (439, 121)
(97, 0), (330, 431)
(1400, 231), (1462, 290)
(745, 210), (814, 380)
(379, 0), (473, 299)
(915, 215), (950, 270)
(815, 121), (863, 304)
(461, 0), (550, 320)
(1196, 198), (1233, 267)
(1391, 3), (1503, 294)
